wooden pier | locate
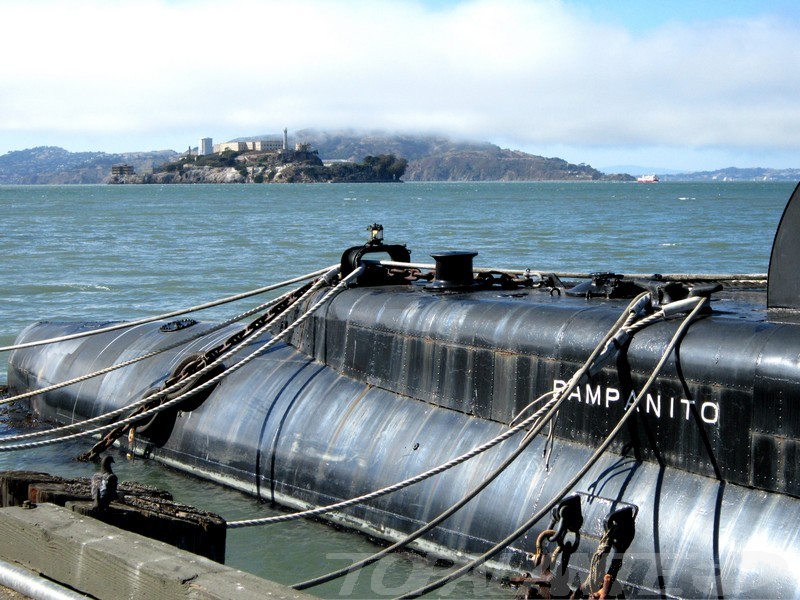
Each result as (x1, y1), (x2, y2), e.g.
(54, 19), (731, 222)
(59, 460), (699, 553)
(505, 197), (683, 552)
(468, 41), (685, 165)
(0, 471), (315, 599)
(0, 470), (226, 562)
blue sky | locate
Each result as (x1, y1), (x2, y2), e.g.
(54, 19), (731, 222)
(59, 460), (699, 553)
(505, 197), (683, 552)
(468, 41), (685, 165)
(566, 0), (799, 33)
(1, 0), (799, 172)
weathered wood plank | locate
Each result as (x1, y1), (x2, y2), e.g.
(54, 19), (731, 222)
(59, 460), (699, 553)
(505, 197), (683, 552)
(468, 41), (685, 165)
(0, 504), (315, 600)
(0, 471), (224, 562)
(69, 499), (226, 562)
(0, 471), (62, 507)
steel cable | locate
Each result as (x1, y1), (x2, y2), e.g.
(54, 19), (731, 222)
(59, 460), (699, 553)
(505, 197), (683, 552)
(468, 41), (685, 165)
(0, 264), (337, 353)
(0, 266), (350, 452)
(0, 280), (316, 438)
(396, 296), (707, 599)
(290, 293), (650, 589)
(0, 282), (313, 408)
(228, 293), (650, 530)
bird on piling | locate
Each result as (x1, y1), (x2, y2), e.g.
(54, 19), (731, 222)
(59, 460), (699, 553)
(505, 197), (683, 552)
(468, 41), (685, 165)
(91, 455), (118, 512)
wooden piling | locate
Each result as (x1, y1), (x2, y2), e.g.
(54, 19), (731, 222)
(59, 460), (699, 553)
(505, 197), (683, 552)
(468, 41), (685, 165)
(0, 470), (224, 562)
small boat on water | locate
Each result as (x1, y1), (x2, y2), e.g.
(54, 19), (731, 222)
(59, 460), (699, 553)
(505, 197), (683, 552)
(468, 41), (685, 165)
(637, 174), (659, 183)
(6, 184), (800, 598)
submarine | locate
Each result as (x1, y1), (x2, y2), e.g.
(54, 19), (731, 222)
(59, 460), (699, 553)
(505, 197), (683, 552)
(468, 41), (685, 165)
(6, 184), (800, 598)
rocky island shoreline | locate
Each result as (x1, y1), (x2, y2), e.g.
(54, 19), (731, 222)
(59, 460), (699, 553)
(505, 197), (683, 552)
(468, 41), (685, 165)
(1, 131), (648, 184)
(114, 146), (408, 184)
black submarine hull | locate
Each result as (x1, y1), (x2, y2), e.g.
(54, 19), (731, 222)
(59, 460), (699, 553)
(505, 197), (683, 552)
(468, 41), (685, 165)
(8, 280), (800, 598)
(9, 183), (800, 598)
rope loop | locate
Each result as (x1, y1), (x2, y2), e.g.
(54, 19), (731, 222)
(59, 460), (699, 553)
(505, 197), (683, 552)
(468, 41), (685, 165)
(577, 504), (638, 598)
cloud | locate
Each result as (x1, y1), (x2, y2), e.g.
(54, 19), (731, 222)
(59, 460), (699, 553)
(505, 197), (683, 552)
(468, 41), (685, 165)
(1, 0), (799, 167)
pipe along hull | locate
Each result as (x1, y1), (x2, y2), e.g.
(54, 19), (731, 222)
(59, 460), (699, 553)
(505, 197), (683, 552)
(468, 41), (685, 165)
(8, 279), (800, 598)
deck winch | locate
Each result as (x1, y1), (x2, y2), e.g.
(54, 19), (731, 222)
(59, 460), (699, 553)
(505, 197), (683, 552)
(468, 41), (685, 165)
(425, 251), (479, 291)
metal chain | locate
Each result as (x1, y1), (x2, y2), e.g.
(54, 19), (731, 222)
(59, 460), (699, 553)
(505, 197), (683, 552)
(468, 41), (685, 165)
(1, 288), (298, 408)
(77, 280), (315, 461)
(0, 266), (350, 454)
(0, 282), (313, 442)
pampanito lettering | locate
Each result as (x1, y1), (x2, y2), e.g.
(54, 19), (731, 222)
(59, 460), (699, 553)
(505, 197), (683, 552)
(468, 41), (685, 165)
(553, 379), (719, 425)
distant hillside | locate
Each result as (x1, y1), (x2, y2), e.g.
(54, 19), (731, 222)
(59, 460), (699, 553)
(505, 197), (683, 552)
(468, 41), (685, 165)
(237, 129), (499, 163)
(1, 132), (632, 183)
(0, 146), (177, 184)
(660, 166), (800, 182)
(239, 129), (634, 182)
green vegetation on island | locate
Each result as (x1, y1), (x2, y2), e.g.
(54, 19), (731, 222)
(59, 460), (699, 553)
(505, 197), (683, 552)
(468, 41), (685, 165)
(129, 147), (408, 184)
(6, 129), (797, 185)
(0, 131), (634, 184)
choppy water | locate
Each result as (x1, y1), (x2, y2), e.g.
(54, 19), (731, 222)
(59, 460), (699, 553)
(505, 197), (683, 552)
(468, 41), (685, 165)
(0, 181), (795, 597)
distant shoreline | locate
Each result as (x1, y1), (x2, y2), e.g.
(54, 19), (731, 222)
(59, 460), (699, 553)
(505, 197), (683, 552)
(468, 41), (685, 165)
(2, 132), (798, 184)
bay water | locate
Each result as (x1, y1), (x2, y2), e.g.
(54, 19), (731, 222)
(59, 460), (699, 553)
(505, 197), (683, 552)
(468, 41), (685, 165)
(0, 181), (795, 597)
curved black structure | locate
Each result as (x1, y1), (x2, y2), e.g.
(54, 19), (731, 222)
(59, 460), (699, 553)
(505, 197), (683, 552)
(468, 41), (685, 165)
(8, 185), (800, 598)
(769, 182), (800, 310)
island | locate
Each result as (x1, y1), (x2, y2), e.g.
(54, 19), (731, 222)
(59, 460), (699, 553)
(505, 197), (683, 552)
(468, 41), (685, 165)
(112, 144), (407, 184)
(0, 131), (651, 184)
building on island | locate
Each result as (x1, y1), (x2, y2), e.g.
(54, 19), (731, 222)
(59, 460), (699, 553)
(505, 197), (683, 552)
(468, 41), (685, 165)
(213, 139), (284, 153)
(213, 141), (245, 153)
(212, 130), (289, 154)
(199, 138), (213, 156)
(109, 164), (135, 184)
(111, 164), (135, 177)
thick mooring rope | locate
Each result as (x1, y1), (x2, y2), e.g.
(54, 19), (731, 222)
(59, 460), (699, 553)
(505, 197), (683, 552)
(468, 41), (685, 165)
(228, 293), (651, 530)
(0, 264), (337, 354)
(0, 280), (316, 439)
(0, 266), (353, 452)
(0, 281), (312, 408)
(290, 293), (651, 589)
(228, 397), (554, 529)
(396, 296), (707, 600)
